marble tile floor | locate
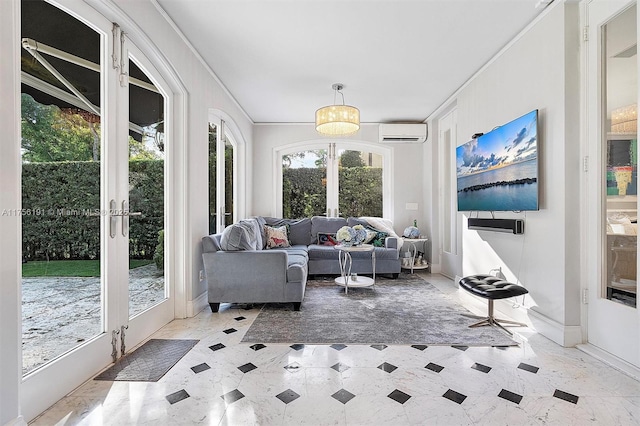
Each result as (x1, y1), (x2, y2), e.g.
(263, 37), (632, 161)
(32, 274), (640, 425)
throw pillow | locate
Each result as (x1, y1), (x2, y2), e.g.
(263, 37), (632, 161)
(264, 225), (290, 249)
(220, 222), (258, 251)
(366, 227), (388, 247)
(363, 229), (377, 244)
(317, 232), (338, 246)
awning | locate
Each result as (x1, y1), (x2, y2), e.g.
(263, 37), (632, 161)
(21, 0), (164, 141)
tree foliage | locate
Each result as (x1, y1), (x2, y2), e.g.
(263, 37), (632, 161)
(282, 166), (382, 219)
(21, 94), (96, 162)
(22, 160), (164, 261)
(339, 150), (365, 168)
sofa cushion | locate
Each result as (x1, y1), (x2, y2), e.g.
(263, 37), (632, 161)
(347, 217), (369, 227)
(265, 225), (290, 249)
(220, 221), (259, 251)
(311, 216), (347, 243)
(263, 217), (312, 246)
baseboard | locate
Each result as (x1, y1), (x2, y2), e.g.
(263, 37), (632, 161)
(4, 416), (27, 426)
(576, 343), (640, 381)
(457, 290), (582, 347)
(186, 291), (208, 317)
(527, 308), (583, 347)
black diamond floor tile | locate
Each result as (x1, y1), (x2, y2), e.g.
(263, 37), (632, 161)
(498, 389), (523, 404)
(191, 363), (210, 374)
(411, 344), (428, 351)
(237, 363), (257, 373)
(443, 389), (467, 404)
(290, 344), (305, 351)
(276, 388), (300, 404)
(518, 362), (539, 374)
(452, 345), (469, 351)
(471, 363), (492, 373)
(330, 344), (347, 351)
(209, 343), (225, 352)
(250, 344), (266, 351)
(378, 362), (398, 373)
(370, 344), (388, 351)
(331, 362), (350, 373)
(332, 389), (356, 404)
(388, 389), (411, 404)
(234, 316), (246, 321)
(284, 362), (302, 372)
(221, 389), (245, 404)
(553, 389), (579, 404)
(223, 328), (237, 334)
(425, 362), (444, 373)
(166, 389), (190, 404)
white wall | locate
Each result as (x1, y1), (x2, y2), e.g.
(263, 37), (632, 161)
(429, 2), (582, 344)
(251, 123), (426, 236)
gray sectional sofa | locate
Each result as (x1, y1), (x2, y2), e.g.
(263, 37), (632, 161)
(201, 215), (401, 312)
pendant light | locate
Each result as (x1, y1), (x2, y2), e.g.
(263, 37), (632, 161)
(315, 83), (360, 136)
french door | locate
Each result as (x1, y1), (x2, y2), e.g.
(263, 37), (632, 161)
(20, 0), (173, 419)
(586, 0), (639, 367)
(209, 117), (237, 233)
(280, 142), (386, 219)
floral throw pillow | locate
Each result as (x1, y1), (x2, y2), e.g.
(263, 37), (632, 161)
(264, 225), (290, 249)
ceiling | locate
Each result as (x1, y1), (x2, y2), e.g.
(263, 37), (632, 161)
(156, 0), (550, 124)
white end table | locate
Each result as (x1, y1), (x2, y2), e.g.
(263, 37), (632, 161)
(401, 238), (429, 274)
(334, 244), (376, 294)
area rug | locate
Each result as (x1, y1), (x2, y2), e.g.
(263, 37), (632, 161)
(241, 275), (516, 346)
(94, 339), (199, 381)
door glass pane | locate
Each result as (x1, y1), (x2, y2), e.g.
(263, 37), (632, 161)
(209, 123), (218, 233)
(603, 5), (637, 307)
(21, 1), (102, 374)
(128, 59), (166, 318)
(224, 133), (234, 227)
(282, 149), (328, 218)
(338, 149), (383, 217)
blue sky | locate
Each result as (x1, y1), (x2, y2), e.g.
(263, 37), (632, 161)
(456, 110), (537, 176)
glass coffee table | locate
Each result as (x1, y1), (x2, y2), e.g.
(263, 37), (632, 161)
(334, 244), (376, 295)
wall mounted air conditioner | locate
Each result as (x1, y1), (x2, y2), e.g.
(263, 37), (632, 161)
(378, 123), (428, 144)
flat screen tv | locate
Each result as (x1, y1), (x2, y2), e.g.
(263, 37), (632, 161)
(456, 109), (539, 212)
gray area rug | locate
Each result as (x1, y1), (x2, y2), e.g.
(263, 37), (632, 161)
(242, 275), (516, 346)
(94, 339), (199, 381)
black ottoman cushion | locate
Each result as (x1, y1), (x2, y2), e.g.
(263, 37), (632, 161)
(459, 274), (528, 300)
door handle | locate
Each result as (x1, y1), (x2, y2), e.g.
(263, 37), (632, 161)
(109, 199), (117, 238)
(120, 200), (142, 237)
(108, 200), (142, 238)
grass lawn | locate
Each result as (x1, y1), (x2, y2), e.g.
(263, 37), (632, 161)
(22, 259), (154, 277)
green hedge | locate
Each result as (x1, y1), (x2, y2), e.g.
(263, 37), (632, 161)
(283, 167), (382, 219)
(22, 160), (163, 261)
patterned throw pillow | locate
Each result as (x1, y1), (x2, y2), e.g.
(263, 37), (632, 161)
(317, 232), (338, 246)
(363, 229), (378, 244)
(366, 227), (388, 247)
(264, 225), (290, 249)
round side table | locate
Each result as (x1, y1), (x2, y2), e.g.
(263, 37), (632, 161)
(333, 244), (376, 294)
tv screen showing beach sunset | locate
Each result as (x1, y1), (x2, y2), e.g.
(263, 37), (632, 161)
(456, 110), (538, 211)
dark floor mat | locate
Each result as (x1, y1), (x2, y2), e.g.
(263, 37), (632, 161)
(94, 339), (199, 382)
